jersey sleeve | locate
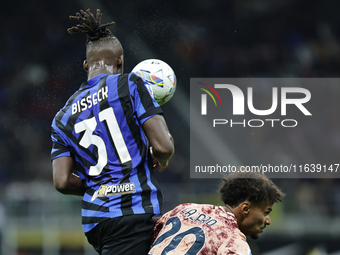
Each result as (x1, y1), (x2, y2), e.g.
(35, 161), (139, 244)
(51, 127), (72, 160)
(129, 73), (163, 124)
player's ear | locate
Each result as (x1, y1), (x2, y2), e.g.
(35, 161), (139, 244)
(83, 60), (89, 73)
(117, 55), (123, 74)
(241, 201), (250, 216)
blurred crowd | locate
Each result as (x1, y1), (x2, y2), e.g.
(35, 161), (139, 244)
(1, 0), (340, 220)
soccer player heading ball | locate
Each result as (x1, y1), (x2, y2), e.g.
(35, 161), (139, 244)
(149, 172), (285, 255)
(50, 9), (174, 255)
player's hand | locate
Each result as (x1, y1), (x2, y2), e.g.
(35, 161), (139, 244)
(150, 147), (169, 172)
(155, 160), (168, 172)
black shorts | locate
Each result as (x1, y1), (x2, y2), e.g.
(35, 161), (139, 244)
(85, 213), (154, 255)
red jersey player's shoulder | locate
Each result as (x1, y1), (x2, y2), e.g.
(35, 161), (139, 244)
(218, 227), (251, 255)
(166, 203), (236, 228)
(170, 203), (235, 219)
(166, 203), (199, 216)
(170, 203), (217, 211)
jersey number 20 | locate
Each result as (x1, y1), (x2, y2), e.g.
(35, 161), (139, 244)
(150, 216), (205, 255)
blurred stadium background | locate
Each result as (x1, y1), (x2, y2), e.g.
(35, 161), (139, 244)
(1, 0), (340, 254)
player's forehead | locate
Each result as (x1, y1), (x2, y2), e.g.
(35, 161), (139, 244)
(252, 199), (273, 211)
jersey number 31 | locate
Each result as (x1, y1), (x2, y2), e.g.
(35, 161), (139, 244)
(74, 107), (132, 176)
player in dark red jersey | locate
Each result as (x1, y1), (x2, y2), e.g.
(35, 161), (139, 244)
(148, 172), (284, 255)
(51, 9), (174, 255)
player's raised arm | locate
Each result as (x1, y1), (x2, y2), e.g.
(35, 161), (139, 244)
(52, 156), (86, 196)
(143, 114), (174, 172)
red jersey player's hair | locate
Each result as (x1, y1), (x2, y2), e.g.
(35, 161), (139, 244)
(67, 9), (123, 56)
(219, 172), (285, 207)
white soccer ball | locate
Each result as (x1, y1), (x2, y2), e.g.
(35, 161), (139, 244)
(132, 59), (176, 105)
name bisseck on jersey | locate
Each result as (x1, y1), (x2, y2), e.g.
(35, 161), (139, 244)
(72, 86), (108, 115)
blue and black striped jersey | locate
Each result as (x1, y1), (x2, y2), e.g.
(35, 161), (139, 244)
(51, 73), (164, 232)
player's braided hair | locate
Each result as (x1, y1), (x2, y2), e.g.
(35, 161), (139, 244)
(67, 9), (115, 43)
(219, 172), (285, 207)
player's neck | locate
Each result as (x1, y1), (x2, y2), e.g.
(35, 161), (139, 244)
(88, 69), (111, 80)
(87, 61), (118, 80)
(224, 205), (235, 215)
